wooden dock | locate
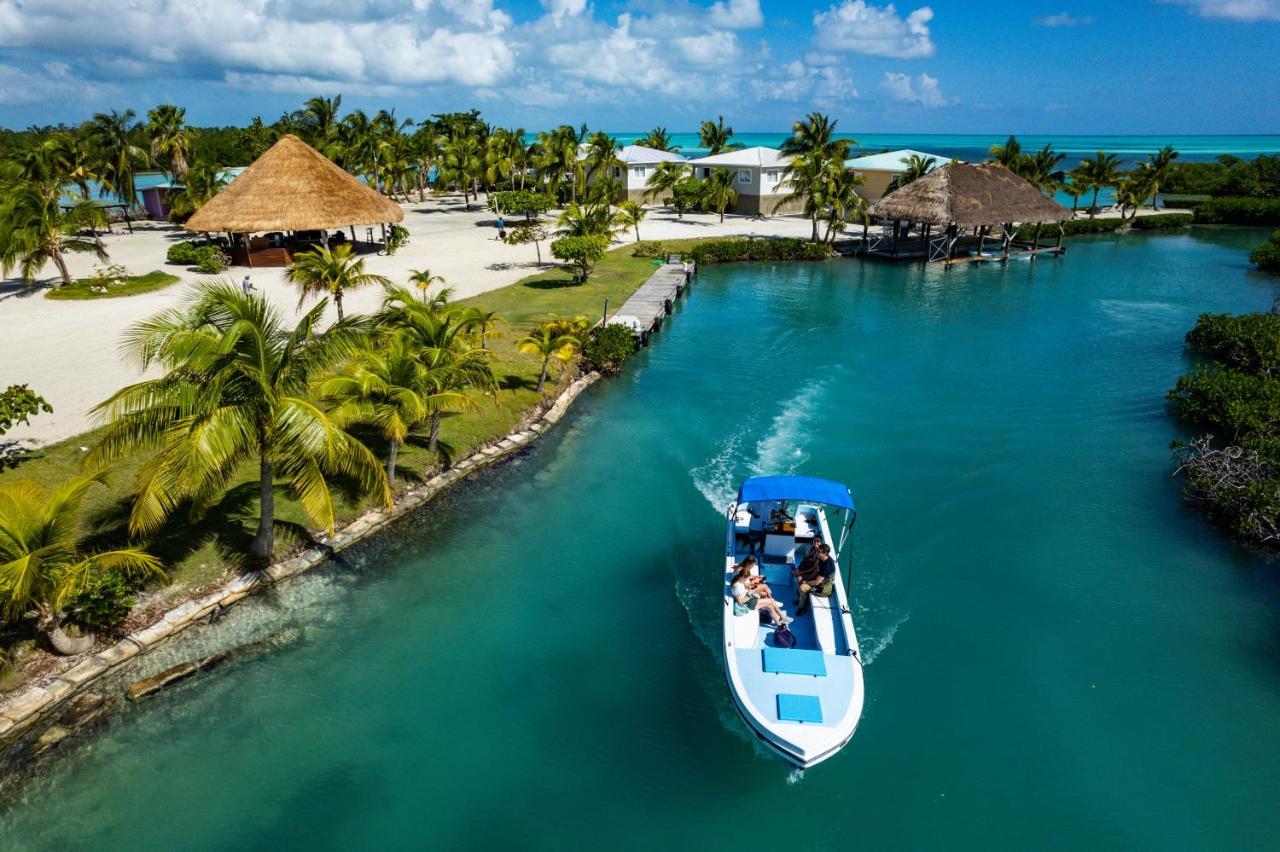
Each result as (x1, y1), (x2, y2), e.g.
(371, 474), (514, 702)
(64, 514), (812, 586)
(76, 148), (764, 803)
(607, 262), (691, 345)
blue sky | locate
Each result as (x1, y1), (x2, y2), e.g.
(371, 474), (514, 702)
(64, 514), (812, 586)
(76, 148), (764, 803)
(0, 0), (1277, 133)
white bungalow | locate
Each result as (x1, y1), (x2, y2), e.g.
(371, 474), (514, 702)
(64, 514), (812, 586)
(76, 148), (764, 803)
(584, 144), (687, 203)
(684, 147), (798, 215)
(843, 149), (949, 201)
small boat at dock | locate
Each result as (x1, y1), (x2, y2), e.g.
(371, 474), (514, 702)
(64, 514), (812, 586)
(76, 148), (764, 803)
(722, 476), (864, 768)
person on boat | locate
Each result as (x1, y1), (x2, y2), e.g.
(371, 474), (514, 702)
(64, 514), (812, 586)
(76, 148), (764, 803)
(793, 542), (836, 616)
(730, 563), (790, 624)
(735, 556), (775, 600)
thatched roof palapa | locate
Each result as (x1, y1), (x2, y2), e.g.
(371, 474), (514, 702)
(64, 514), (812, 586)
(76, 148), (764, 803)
(186, 134), (403, 234)
(869, 162), (1071, 227)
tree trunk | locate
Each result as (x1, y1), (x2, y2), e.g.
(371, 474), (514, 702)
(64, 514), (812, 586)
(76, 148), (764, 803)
(428, 411), (442, 452)
(250, 456), (275, 562)
(534, 240), (542, 265)
(811, 215), (819, 242)
(50, 247), (74, 287)
(45, 613), (94, 655)
(334, 289), (345, 322)
(386, 440), (399, 487)
(537, 358), (549, 393)
(634, 225), (641, 242)
(1090, 188), (1100, 219)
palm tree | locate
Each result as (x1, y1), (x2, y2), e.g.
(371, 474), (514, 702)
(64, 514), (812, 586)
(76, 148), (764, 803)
(1143, 145), (1179, 209)
(774, 151), (835, 240)
(19, 132), (96, 199)
(818, 169), (868, 242)
(146, 104), (192, 183)
(440, 133), (484, 209)
(699, 116), (743, 156)
(85, 110), (149, 205)
(164, 163), (228, 219)
(894, 154), (937, 189)
(286, 244), (392, 322)
(644, 160), (690, 205)
(637, 127), (677, 152)
(0, 177), (107, 286)
(411, 123), (441, 200)
(0, 476), (164, 654)
(583, 131), (621, 185)
(702, 168), (739, 223)
(1063, 166), (1089, 214)
(556, 201), (618, 237)
(376, 288), (498, 451)
(1022, 144), (1067, 194)
(1078, 151), (1122, 218)
(780, 112), (851, 161)
(987, 135), (1023, 170)
(319, 332), (472, 485)
(89, 283), (390, 562)
(407, 268), (447, 303)
(1115, 173), (1155, 221)
(460, 307), (504, 350)
(615, 201), (647, 242)
(301, 95), (343, 146)
(518, 322), (580, 393)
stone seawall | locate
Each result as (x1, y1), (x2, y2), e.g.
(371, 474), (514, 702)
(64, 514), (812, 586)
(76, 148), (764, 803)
(0, 373), (600, 759)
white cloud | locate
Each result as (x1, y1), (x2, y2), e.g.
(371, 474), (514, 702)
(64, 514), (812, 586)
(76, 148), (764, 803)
(1034, 12), (1096, 26)
(0, 0), (515, 90)
(708, 0), (764, 29)
(540, 0), (589, 21)
(879, 71), (946, 107)
(0, 61), (114, 105)
(754, 61), (857, 109)
(1163, 0), (1280, 20)
(675, 30), (742, 65)
(811, 1), (935, 59)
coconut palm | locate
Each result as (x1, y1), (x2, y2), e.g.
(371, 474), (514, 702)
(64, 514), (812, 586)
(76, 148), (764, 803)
(85, 109), (149, 205)
(460, 307), (504, 350)
(699, 116), (743, 156)
(164, 163), (228, 219)
(286, 243), (392, 322)
(411, 123), (441, 200)
(146, 104), (192, 183)
(0, 476), (164, 654)
(818, 169), (868, 242)
(780, 112), (851, 161)
(615, 201), (647, 242)
(1142, 145), (1179, 209)
(775, 150), (840, 240)
(987, 135), (1023, 170)
(0, 178), (108, 286)
(1022, 144), (1067, 194)
(440, 133), (484, 209)
(19, 132), (96, 199)
(319, 332), (473, 485)
(1063, 168), (1088, 214)
(407, 268), (448, 304)
(88, 283), (389, 561)
(703, 168), (739, 223)
(895, 154), (937, 189)
(1115, 173), (1155, 221)
(1078, 151), (1122, 218)
(376, 288), (499, 451)
(644, 160), (690, 205)
(637, 127), (677, 152)
(583, 131), (621, 184)
(556, 201), (618, 237)
(301, 94), (343, 146)
(519, 322), (580, 393)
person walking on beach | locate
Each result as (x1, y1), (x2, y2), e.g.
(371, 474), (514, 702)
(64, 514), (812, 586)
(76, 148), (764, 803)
(241, 274), (256, 296)
(496, 214), (506, 241)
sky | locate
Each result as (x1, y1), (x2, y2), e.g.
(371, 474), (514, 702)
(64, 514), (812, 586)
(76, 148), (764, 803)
(0, 0), (1278, 133)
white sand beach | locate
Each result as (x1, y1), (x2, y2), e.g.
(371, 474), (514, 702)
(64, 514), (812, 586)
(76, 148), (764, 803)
(0, 196), (812, 446)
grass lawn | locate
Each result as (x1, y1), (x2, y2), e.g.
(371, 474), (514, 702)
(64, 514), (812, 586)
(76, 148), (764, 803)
(0, 240), (718, 601)
(45, 270), (181, 300)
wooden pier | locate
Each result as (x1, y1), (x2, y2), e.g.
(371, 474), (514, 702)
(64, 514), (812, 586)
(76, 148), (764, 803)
(607, 262), (691, 345)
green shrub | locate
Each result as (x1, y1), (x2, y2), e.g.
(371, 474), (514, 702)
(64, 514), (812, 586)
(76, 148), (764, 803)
(193, 245), (229, 274)
(581, 323), (638, 375)
(1248, 228), (1280, 274)
(686, 238), (834, 265)
(1170, 368), (1280, 443)
(385, 224), (410, 255)
(0, 383), (52, 439)
(165, 241), (200, 264)
(1193, 197), (1280, 226)
(1186, 312), (1280, 374)
(632, 241), (666, 258)
(65, 571), (137, 631)
(550, 235), (609, 281)
(1131, 213), (1194, 230)
(490, 190), (554, 222)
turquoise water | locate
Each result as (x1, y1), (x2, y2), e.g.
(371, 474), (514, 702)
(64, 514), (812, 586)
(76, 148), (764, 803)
(5, 229), (1280, 849)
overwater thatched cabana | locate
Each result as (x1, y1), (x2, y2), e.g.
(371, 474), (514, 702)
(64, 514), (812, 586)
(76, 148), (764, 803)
(863, 162), (1072, 264)
(185, 134), (403, 267)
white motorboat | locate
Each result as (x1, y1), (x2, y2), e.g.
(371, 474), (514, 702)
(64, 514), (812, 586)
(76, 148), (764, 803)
(722, 476), (864, 768)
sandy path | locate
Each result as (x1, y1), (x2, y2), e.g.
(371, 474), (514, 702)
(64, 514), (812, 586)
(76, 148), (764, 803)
(1, 196), (812, 446)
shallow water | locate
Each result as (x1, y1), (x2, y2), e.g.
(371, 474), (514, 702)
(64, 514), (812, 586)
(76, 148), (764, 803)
(5, 229), (1280, 850)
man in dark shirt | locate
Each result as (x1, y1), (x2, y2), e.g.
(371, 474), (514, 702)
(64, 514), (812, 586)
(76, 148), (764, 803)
(793, 542), (836, 616)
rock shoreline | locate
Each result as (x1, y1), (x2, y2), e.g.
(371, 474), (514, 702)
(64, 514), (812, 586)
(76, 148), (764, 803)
(0, 372), (600, 767)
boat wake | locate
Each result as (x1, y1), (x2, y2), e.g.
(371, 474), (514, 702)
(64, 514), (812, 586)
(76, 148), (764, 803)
(689, 378), (827, 516)
(861, 611), (909, 665)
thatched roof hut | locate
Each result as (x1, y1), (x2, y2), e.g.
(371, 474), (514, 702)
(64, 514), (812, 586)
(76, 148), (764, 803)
(869, 162), (1070, 227)
(186, 134), (403, 234)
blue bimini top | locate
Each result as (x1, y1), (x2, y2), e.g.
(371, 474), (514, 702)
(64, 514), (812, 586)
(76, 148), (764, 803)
(736, 476), (855, 512)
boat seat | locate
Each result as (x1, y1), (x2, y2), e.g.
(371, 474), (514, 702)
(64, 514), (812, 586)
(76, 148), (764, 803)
(762, 646), (827, 677)
(809, 595), (837, 655)
(777, 693), (823, 724)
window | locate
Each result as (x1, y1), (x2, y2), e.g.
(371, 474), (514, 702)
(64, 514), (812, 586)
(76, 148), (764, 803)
(737, 169), (751, 184)
(632, 165), (647, 178)
(612, 166), (621, 178)
(765, 169), (779, 183)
